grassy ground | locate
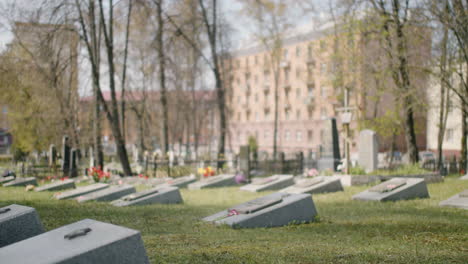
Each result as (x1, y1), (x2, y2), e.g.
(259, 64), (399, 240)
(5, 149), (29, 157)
(1, 176), (467, 264)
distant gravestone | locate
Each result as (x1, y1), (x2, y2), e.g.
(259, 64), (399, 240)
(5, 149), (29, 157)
(280, 176), (344, 194)
(132, 145), (139, 164)
(240, 175), (295, 192)
(203, 192), (318, 228)
(111, 186), (183, 207)
(54, 183), (110, 200)
(352, 178), (429, 202)
(163, 175), (197, 188)
(89, 147), (95, 168)
(0, 218), (150, 264)
(0, 204), (44, 247)
(76, 185), (136, 203)
(0, 176), (16, 185)
(48, 144), (57, 168)
(3, 177), (37, 187)
(187, 174), (237, 190)
(69, 149), (78, 178)
(439, 189), (468, 210)
(358, 130), (378, 173)
(35, 179), (76, 192)
(317, 118), (341, 171)
(239, 146), (250, 179)
(61, 136), (71, 176)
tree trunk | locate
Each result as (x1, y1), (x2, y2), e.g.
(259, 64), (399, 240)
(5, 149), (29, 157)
(156, 0), (169, 155)
(437, 23), (449, 169)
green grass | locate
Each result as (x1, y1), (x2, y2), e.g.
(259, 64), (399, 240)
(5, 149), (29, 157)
(1, 176), (467, 263)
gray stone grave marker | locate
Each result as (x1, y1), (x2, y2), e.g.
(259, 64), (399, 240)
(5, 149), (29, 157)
(352, 178), (429, 201)
(358, 129), (378, 173)
(439, 189), (468, 210)
(111, 186), (183, 207)
(76, 185), (136, 203)
(0, 218), (149, 264)
(0, 204), (44, 247)
(239, 146), (250, 179)
(240, 175), (295, 192)
(3, 177), (37, 187)
(187, 174), (237, 190)
(317, 118), (341, 171)
(35, 179), (76, 192)
(203, 192), (318, 228)
(163, 175), (197, 188)
(54, 183), (109, 200)
(0, 176), (15, 185)
(280, 176), (344, 194)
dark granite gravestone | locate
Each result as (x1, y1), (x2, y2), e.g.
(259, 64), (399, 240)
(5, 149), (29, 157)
(280, 176), (344, 194)
(61, 136), (71, 176)
(439, 189), (468, 210)
(188, 174), (238, 190)
(0, 218), (150, 264)
(69, 149), (78, 178)
(0, 204), (44, 247)
(352, 178), (429, 202)
(203, 192), (318, 228)
(48, 144), (57, 168)
(3, 177), (37, 187)
(35, 179), (76, 192)
(76, 185), (136, 203)
(240, 175), (295, 192)
(54, 183), (110, 200)
(317, 118), (341, 171)
(111, 186), (183, 207)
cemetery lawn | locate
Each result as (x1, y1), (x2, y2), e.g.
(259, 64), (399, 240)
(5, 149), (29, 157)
(1, 176), (467, 264)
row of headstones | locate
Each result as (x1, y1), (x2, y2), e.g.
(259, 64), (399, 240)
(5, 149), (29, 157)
(48, 135), (79, 177)
(0, 204), (150, 263)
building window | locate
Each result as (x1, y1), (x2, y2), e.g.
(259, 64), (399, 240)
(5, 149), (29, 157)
(296, 109), (301, 119)
(264, 130), (269, 139)
(296, 131), (302, 142)
(246, 57), (249, 67)
(307, 130), (313, 142)
(238, 112), (241, 121)
(236, 60), (240, 68)
(255, 112), (259, 121)
(285, 110), (290, 120)
(320, 62), (327, 74)
(308, 44), (313, 58)
(283, 49), (288, 59)
(285, 130), (290, 141)
(255, 56), (258, 65)
(296, 68), (301, 78)
(320, 107), (327, 119)
(296, 47), (301, 57)
(320, 130), (324, 142)
(308, 85), (315, 97)
(307, 63), (314, 75)
(320, 40), (326, 51)
(445, 128), (454, 142)
(255, 93), (258, 102)
(308, 108), (313, 119)
(320, 86), (327, 98)
(254, 75), (258, 84)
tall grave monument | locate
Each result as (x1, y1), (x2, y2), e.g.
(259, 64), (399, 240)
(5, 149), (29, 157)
(358, 129), (378, 173)
(61, 135), (71, 177)
(317, 118), (341, 171)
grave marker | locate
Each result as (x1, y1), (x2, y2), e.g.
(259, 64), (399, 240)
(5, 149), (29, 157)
(439, 189), (468, 210)
(358, 130), (378, 173)
(0, 204), (44, 247)
(203, 192), (318, 228)
(317, 118), (341, 171)
(76, 185), (136, 203)
(163, 175), (197, 188)
(111, 186), (183, 207)
(352, 178), (429, 201)
(3, 177), (37, 187)
(187, 174), (237, 190)
(69, 149), (78, 178)
(0, 176), (15, 185)
(240, 175), (295, 192)
(0, 218), (150, 264)
(48, 144), (57, 168)
(280, 176), (344, 194)
(54, 183), (109, 200)
(61, 135), (71, 176)
(35, 179), (75, 192)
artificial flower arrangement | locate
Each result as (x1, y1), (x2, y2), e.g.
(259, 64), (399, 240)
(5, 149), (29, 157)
(198, 166), (215, 178)
(88, 166), (110, 183)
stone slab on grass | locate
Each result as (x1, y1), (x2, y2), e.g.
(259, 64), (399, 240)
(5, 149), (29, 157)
(0, 176), (15, 185)
(35, 179), (75, 192)
(352, 177), (429, 202)
(280, 176), (344, 194)
(3, 177), (37, 187)
(162, 175), (197, 188)
(203, 192), (318, 228)
(439, 190), (468, 210)
(0, 218), (149, 264)
(111, 186), (183, 207)
(240, 175), (295, 192)
(54, 183), (109, 200)
(188, 174), (237, 190)
(0, 204), (44, 247)
(77, 185), (136, 203)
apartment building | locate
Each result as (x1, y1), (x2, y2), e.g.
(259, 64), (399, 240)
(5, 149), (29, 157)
(225, 22), (430, 156)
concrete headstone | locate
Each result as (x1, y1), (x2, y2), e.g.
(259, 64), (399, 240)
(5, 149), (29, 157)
(358, 129), (378, 173)
(111, 186), (183, 207)
(76, 185), (136, 203)
(0, 218), (149, 264)
(3, 177), (37, 187)
(0, 204), (44, 247)
(280, 176), (344, 194)
(54, 183), (110, 200)
(187, 174), (237, 190)
(0, 176), (15, 185)
(439, 189), (468, 210)
(352, 178), (429, 202)
(163, 175), (197, 188)
(203, 192), (318, 228)
(240, 175), (295, 192)
(35, 179), (75, 192)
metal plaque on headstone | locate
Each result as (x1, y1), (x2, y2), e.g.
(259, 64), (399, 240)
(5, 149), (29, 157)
(0, 204), (45, 247)
(358, 129), (378, 173)
(61, 136), (71, 176)
(0, 218), (150, 264)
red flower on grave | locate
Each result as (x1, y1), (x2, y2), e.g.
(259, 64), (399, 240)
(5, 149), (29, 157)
(145, 176), (149, 179)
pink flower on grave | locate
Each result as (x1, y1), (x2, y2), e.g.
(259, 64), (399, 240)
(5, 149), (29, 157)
(235, 173), (247, 184)
(307, 168), (319, 177)
(118, 180), (123, 185)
